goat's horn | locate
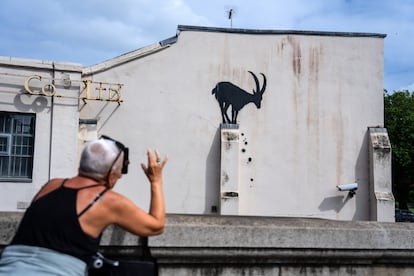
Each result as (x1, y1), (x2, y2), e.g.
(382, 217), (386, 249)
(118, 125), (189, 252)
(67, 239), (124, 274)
(259, 73), (267, 95)
(248, 71), (260, 94)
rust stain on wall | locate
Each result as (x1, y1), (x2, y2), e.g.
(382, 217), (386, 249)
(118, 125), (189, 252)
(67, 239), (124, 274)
(287, 36), (302, 78)
(335, 108), (344, 186)
(307, 46), (322, 130)
(275, 40), (286, 55)
(309, 46), (322, 83)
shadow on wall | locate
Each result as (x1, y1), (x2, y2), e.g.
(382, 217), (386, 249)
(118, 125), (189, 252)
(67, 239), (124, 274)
(13, 91), (50, 113)
(204, 127), (221, 214)
(318, 195), (352, 213)
(353, 130), (370, 220)
(317, 130), (370, 219)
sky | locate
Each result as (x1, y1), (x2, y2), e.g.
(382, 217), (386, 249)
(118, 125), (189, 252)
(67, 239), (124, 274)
(0, 0), (413, 92)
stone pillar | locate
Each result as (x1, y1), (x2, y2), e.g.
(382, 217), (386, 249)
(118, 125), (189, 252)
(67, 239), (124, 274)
(368, 127), (395, 222)
(220, 124), (240, 215)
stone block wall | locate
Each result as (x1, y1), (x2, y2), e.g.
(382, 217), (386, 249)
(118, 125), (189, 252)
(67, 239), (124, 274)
(1, 213), (414, 275)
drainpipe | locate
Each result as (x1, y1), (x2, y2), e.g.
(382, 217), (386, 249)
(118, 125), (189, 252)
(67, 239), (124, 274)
(48, 62), (56, 180)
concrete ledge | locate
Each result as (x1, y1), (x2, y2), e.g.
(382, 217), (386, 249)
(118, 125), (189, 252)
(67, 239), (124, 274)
(150, 214), (414, 249)
(2, 213), (414, 274)
(2, 213), (414, 250)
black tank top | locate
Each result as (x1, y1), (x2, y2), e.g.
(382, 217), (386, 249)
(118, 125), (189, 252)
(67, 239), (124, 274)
(11, 179), (109, 263)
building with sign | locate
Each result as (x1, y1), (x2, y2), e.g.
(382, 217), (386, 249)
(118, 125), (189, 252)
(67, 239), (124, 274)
(0, 25), (392, 221)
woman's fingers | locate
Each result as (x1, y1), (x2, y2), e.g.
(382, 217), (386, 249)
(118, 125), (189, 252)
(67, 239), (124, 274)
(141, 149), (168, 176)
(155, 149), (161, 163)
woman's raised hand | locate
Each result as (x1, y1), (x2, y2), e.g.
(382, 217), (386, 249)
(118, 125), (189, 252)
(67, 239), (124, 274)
(141, 149), (168, 183)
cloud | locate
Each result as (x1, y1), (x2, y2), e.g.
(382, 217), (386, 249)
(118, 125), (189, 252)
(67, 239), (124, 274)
(0, 0), (413, 91)
(0, 0), (207, 64)
(399, 83), (414, 92)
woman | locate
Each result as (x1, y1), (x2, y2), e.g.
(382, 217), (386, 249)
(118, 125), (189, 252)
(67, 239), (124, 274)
(0, 135), (167, 275)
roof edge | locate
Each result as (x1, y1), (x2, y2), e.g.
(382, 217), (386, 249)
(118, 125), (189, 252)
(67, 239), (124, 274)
(177, 25), (387, 38)
(0, 56), (83, 71)
(83, 39), (176, 76)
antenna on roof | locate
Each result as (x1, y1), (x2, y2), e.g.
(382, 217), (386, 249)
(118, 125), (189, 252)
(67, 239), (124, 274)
(225, 6), (236, 28)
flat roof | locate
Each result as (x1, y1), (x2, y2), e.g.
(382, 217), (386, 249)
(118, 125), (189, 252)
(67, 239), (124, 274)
(178, 25), (387, 38)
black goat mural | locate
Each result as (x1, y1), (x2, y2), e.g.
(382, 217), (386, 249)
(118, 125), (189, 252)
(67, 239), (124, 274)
(212, 71), (267, 124)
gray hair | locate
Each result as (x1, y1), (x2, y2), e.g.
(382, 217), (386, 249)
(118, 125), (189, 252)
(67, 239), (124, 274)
(78, 138), (123, 180)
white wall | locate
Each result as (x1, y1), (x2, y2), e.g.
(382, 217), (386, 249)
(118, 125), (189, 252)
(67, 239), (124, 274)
(80, 27), (385, 220)
(0, 27), (385, 220)
(0, 57), (82, 211)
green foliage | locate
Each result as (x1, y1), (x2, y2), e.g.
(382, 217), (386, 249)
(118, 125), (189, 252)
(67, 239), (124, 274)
(384, 90), (414, 173)
(384, 89), (414, 209)
(409, 190), (414, 203)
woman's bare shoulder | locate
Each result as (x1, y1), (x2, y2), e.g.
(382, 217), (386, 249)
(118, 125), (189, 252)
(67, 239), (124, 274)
(32, 178), (67, 201)
(48, 178), (67, 185)
(101, 189), (139, 214)
(102, 189), (129, 203)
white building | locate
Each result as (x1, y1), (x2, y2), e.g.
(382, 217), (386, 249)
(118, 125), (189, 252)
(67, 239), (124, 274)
(0, 25), (392, 221)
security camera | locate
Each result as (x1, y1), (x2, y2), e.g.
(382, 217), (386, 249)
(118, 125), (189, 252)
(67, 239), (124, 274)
(337, 183), (358, 198)
(336, 183), (358, 191)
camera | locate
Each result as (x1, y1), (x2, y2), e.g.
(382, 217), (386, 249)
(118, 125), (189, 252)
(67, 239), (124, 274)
(336, 183), (358, 198)
(336, 183), (358, 191)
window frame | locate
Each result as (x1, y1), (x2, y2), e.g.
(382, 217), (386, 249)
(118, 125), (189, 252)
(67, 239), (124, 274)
(0, 112), (36, 182)
(0, 134), (11, 156)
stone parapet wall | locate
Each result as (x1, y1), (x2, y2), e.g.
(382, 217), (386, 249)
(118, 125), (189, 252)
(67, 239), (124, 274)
(1, 213), (414, 275)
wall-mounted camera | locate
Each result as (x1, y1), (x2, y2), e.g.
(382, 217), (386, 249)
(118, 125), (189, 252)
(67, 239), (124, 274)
(336, 183), (358, 198)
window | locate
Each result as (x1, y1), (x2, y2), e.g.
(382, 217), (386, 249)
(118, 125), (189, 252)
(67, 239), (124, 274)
(0, 112), (35, 182)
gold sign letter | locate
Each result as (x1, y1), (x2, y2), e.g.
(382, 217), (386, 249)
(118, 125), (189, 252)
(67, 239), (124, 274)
(41, 83), (57, 96)
(24, 75), (42, 95)
(24, 75), (56, 96)
(109, 84), (122, 102)
(83, 80), (97, 100)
